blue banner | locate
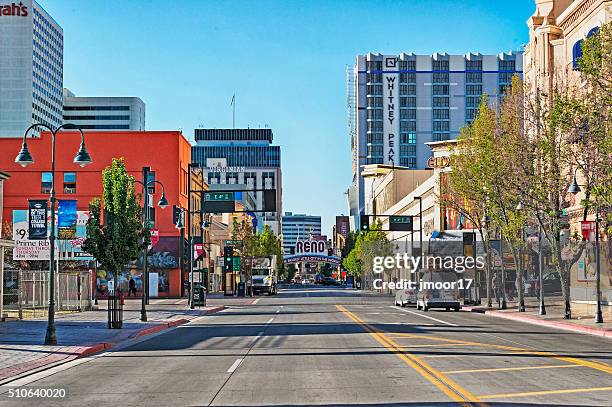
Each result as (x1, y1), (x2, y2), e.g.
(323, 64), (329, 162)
(58, 200), (77, 239)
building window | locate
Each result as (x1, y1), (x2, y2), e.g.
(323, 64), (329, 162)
(146, 171), (156, 193)
(432, 84), (449, 95)
(400, 109), (416, 120)
(400, 121), (416, 132)
(572, 40), (583, 70)
(433, 132), (449, 142)
(433, 109), (449, 120)
(227, 172), (239, 184)
(63, 172), (76, 194)
(400, 132), (417, 144)
(208, 172), (220, 185)
(433, 97), (449, 108)
(41, 172), (53, 193)
(262, 172), (275, 189)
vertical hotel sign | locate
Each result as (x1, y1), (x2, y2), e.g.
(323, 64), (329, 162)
(383, 56), (398, 165)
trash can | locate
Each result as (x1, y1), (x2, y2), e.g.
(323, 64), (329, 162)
(193, 284), (206, 306)
(237, 282), (246, 297)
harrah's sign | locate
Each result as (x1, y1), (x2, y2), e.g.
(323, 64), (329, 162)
(1, 2), (28, 17)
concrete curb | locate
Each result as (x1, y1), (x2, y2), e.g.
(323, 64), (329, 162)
(0, 305), (227, 384)
(461, 306), (612, 338)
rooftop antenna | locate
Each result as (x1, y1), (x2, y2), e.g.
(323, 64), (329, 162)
(230, 94), (236, 129)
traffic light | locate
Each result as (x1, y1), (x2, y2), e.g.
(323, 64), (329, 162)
(360, 214), (370, 231)
(223, 246), (233, 273)
(173, 205), (182, 227)
(183, 239), (190, 264)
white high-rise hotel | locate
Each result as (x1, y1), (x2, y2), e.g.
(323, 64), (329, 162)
(0, 0), (63, 137)
(348, 52), (523, 215)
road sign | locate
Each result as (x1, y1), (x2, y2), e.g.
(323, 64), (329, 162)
(389, 216), (413, 231)
(233, 257), (241, 271)
(225, 239), (243, 246)
(205, 192), (234, 201)
(204, 192), (235, 213)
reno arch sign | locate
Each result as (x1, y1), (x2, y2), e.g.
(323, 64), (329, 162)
(295, 239), (327, 255)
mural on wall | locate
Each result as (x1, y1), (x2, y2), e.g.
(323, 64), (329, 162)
(95, 237), (179, 297)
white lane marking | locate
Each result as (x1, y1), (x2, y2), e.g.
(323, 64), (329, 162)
(227, 358), (243, 373)
(266, 317), (274, 324)
(252, 298), (260, 304)
(249, 331), (264, 345)
(275, 309), (280, 314)
(389, 306), (458, 326)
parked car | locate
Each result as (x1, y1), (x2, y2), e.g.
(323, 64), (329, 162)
(302, 279), (311, 285)
(394, 288), (417, 307)
(416, 270), (461, 312)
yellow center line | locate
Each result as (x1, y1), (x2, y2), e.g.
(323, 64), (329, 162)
(384, 342), (479, 348)
(443, 364), (582, 374)
(336, 304), (486, 407)
(479, 386), (612, 400)
(388, 333), (612, 375)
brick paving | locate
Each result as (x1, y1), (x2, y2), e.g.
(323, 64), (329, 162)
(0, 299), (227, 383)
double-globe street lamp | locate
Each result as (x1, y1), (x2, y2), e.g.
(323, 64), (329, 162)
(568, 169), (604, 324)
(134, 168), (168, 322)
(15, 124), (92, 345)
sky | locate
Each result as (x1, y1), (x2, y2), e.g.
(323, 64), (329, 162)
(39, 0), (534, 235)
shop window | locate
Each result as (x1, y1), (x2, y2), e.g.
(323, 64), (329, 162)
(63, 172), (76, 194)
(41, 172), (52, 193)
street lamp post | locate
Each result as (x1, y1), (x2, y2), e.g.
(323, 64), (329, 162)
(134, 168), (168, 322)
(515, 201), (526, 312)
(15, 123), (92, 345)
(568, 169), (603, 323)
(538, 222), (546, 316)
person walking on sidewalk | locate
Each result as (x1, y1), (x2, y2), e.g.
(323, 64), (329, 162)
(128, 277), (137, 297)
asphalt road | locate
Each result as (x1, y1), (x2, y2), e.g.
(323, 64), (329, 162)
(1, 286), (611, 406)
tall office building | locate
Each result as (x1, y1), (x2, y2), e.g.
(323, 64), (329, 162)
(0, 0), (63, 137)
(62, 89), (146, 130)
(348, 52), (523, 216)
(281, 212), (322, 254)
(191, 128), (282, 234)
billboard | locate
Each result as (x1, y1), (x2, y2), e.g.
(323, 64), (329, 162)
(12, 209), (92, 261)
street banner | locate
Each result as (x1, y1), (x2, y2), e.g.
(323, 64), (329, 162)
(58, 200), (77, 239)
(28, 200), (48, 240)
(490, 239), (503, 268)
(194, 243), (205, 260)
(580, 221), (595, 242)
(335, 216), (349, 239)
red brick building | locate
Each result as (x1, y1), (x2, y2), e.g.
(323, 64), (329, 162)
(0, 131), (191, 297)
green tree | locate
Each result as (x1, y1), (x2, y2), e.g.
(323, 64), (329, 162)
(83, 158), (148, 294)
(442, 97), (498, 307)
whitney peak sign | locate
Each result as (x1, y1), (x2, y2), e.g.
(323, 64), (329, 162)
(1, 2), (28, 17)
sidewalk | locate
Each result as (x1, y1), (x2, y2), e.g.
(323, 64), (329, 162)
(462, 296), (612, 338)
(0, 299), (227, 384)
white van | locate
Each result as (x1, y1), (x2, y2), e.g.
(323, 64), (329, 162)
(394, 288), (417, 307)
(416, 270), (460, 312)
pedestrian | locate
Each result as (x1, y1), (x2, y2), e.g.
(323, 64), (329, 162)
(128, 276), (137, 297)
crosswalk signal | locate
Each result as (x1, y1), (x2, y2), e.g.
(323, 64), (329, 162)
(223, 246), (233, 273)
(360, 214), (370, 231)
